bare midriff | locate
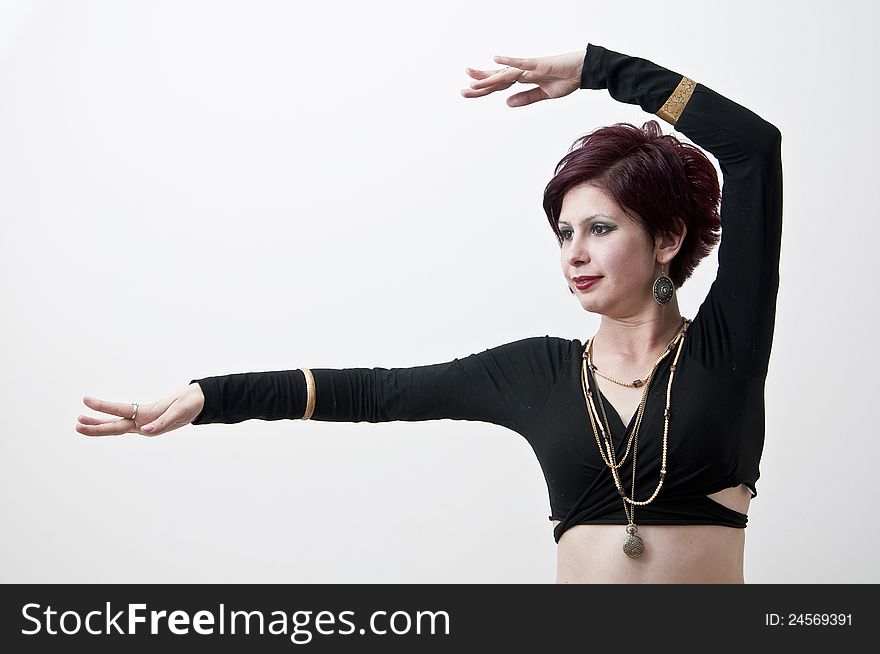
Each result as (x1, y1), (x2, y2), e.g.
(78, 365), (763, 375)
(552, 484), (751, 583)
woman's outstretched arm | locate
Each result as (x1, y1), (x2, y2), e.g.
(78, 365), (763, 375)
(189, 336), (569, 433)
(77, 336), (573, 438)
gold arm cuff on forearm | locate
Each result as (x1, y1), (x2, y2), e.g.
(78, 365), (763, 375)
(300, 368), (316, 420)
(656, 76), (696, 126)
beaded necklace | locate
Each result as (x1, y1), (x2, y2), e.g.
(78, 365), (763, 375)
(580, 317), (690, 558)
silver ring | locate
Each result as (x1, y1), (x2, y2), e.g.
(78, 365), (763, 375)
(130, 403), (139, 421)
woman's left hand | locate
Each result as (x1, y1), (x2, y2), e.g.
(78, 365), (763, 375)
(461, 51), (585, 107)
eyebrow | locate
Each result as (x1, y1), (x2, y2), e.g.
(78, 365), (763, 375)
(557, 213), (616, 227)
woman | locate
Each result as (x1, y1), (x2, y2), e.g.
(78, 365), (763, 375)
(76, 44), (782, 584)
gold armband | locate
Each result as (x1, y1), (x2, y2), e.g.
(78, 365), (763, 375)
(656, 76), (696, 126)
(300, 368), (316, 420)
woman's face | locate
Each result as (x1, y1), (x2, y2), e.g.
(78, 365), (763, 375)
(558, 183), (659, 318)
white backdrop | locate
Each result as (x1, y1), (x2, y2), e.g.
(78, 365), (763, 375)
(1, 0), (877, 583)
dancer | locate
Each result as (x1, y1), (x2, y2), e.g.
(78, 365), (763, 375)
(77, 43), (782, 583)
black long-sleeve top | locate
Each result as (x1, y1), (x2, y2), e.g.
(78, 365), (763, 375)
(189, 44), (783, 544)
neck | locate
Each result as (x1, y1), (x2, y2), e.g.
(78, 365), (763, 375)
(593, 298), (684, 364)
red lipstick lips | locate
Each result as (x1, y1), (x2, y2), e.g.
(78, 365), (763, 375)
(573, 276), (602, 290)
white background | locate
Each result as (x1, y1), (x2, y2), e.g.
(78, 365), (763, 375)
(1, 0), (877, 583)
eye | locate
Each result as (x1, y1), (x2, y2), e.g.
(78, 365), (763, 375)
(558, 224), (612, 242)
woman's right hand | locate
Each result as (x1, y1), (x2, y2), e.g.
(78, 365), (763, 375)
(75, 382), (205, 437)
(460, 50), (585, 107)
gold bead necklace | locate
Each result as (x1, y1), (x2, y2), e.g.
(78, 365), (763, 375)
(588, 337), (678, 388)
(581, 317), (690, 559)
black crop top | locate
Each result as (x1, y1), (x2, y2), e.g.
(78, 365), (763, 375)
(189, 45), (783, 544)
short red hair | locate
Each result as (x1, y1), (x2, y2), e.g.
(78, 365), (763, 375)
(542, 120), (721, 288)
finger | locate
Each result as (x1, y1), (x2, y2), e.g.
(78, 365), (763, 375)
(465, 67), (493, 80)
(77, 415), (116, 426)
(75, 417), (134, 437)
(83, 395), (137, 419)
(469, 68), (521, 91)
(140, 401), (181, 435)
(493, 55), (538, 71)
(460, 85), (503, 99)
(507, 87), (551, 108)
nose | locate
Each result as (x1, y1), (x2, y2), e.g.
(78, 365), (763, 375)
(563, 233), (589, 271)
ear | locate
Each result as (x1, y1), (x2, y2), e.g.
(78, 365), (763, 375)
(654, 217), (687, 266)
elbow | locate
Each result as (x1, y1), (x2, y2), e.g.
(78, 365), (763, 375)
(765, 122), (782, 151)
(755, 121), (782, 160)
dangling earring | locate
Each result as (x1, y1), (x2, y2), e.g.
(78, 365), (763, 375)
(653, 264), (675, 305)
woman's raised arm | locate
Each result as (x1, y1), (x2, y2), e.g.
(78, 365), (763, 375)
(465, 44), (783, 379)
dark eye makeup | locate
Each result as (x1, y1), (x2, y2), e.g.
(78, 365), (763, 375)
(558, 223), (613, 240)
